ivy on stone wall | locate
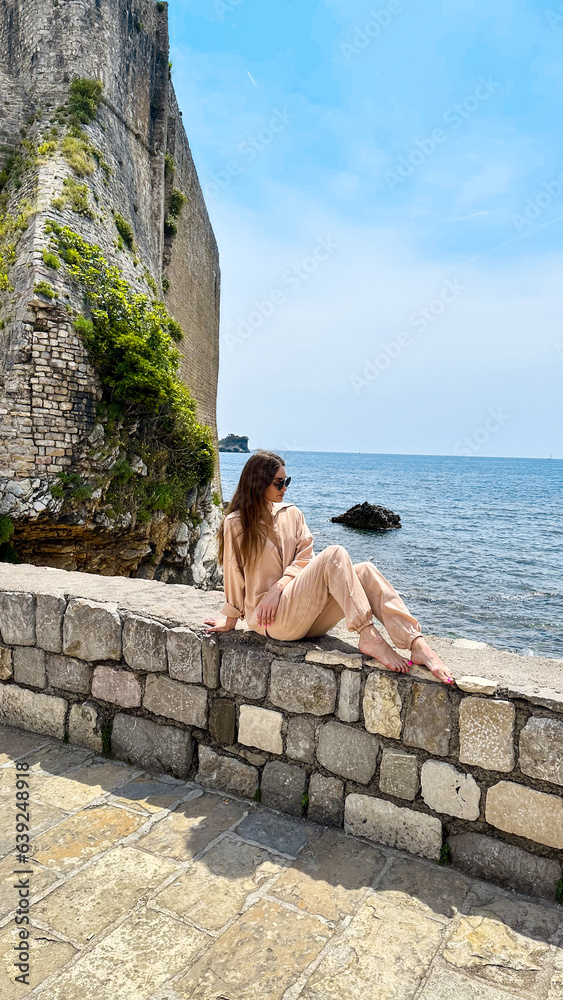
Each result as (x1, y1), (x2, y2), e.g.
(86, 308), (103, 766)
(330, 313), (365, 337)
(44, 220), (215, 519)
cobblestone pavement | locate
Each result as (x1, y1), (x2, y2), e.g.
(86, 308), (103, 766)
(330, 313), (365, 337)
(1, 723), (562, 1000)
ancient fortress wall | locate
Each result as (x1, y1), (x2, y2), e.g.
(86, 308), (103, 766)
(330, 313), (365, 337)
(1, 565), (562, 901)
(0, 0), (222, 581)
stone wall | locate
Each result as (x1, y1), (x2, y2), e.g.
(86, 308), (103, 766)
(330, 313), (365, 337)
(1, 569), (562, 900)
(0, 0), (222, 579)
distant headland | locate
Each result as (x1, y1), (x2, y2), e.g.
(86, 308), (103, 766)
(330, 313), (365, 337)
(218, 434), (250, 453)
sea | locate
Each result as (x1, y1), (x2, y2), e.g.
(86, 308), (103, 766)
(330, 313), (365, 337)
(219, 451), (563, 660)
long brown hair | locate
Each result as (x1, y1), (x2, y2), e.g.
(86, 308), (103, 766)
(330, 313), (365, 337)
(217, 450), (285, 568)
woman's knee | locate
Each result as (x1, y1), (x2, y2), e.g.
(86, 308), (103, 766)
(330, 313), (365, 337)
(354, 560), (372, 580)
(322, 544), (348, 561)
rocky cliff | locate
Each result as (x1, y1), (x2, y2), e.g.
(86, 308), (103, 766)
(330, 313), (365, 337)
(0, 0), (222, 587)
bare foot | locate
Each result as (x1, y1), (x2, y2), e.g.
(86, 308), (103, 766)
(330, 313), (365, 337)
(358, 625), (411, 673)
(409, 636), (454, 684)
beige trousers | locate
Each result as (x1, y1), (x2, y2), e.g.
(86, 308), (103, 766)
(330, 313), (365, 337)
(260, 544), (423, 648)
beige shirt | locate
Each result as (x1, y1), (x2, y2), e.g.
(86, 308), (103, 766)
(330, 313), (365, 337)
(220, 501), (315, 626)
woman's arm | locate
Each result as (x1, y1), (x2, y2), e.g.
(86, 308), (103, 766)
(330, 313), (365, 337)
(219, 516), (246, 620)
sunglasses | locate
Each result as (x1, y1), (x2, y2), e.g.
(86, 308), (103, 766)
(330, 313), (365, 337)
(272, 476), (291, 491)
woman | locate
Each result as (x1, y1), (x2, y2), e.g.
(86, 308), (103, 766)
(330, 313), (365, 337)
(205, 451), (453, 684)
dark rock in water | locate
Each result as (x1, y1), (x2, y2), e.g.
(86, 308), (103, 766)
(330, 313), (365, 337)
(331, 501), (401, 531)
(218, 434), (249, 453)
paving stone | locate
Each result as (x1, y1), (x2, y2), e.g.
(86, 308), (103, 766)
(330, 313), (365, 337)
(46, 653), (92, 694)
(459, 697), (515, 772)
(379, 748), (419, 800)
(174, 898), (333, 999)
(0, 795), (67, 861)
(270, 658), (337, 715)
(220, 647), (269, 699)
(448, 831), (562, 900)
(376, 855), (471, 920)
(442, 911), (552, 993)
(33, 802), (145, 872)
(363, 671), (402, 737)
(202, 634), (220, 687)
(166, 626), (202, 682)
(421, 760), (481, 820)
(0, 723), (49, 765)
(338, 668), (361, 722)
(35, 593), (66, 653)
(31, 845), (177, 943)
(135, 792), (246, 860)
(549, 949), (563, 999)
(238, 704), (283, 754)
(403, 681), (453, 756)
(112, 712), (194, 778)
(62, 597), (122, 661)
(0, 591), (35, 645)
(271, 827), (386, 920)
(464, 883), (562, 943)
(68, 700), (104, 752)
(519, 715), (563, 785)
(34, 760), (136, 811)
(345, 793), (442, 860)
(307, 772), (344, 826)
(286, 716), (317, 763)
(0, 645), (12, 681)
(0, 918), (76, 999)
(144, 674), (207, 727)
(0, 854), (59, 922)
(208, 698), (236, 744)
(486, 780), (563, 849)
(304, 893), (445, 999)
(197, 745), (259, 798)
(418, 968), (526, 1000)
(156, 835), (284, 930)
(122, 615), (168, 673)
(92, 663), (141, 708)
(456, 676), (498, 695)
(12, 646), (46, 688)
(262, 760), (307, 816)
(235, 809), (311, 856)
(43, 905), (208, 1000)
(108, 774), (189, 813)
(317, 720), (378, 784)
(10, 741), (93, 776)
(0, 684), (66, 739)
(305, 648), (363, 669)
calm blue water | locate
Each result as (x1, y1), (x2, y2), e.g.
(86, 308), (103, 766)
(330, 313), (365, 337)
(219, 452), (563, 660)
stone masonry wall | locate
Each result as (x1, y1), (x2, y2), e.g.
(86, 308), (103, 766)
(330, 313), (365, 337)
(1, 575), (562, 901)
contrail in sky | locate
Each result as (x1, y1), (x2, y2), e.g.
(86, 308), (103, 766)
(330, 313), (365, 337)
(247, 71), (257, 87)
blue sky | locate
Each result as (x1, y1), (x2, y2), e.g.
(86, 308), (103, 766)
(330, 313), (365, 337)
(169, 0), (562, 458)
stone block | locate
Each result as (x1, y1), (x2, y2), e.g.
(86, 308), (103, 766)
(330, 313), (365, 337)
(403, 682), (452, 756)
(456, 676), (497, 695)
(286, 716), (317, 764)
(363, 671), (402, 738)
(13, 646), (46, 688)
(112, 713), (194, 778)
(46, 653), (92, 694)
(123, 616), (168, 673)
(36, 594), (66, 652)
(459, 697), (515, 772)
(270, 659), (336, 715)
(197, 745), (259, 798)
(202, 636), (221, 687)
(208, 698), (236, 744)
(0, 644), (13, 680)
(92, 664), (141, 708)
(220, 648), (269, 700)
(379, 748), (419, 800)
(265, 640), (311, 660)
(317, 721), (378, 784)
(305, 649), (362, 669)
(0, 591), (36, 645)
(338, 669), (361, 723)
(238, 704), (283, 754)
(421, 760), (481, 820)
(0, 683), (66, 739)
(519, 716), (563, 785)
(63, 598), (122, 661)
(166, 626), (202, 683)
(486, 780), (563, 849)
(345, 793), (442, 860)
(447, 831), (562, 900)
(144, 674), (207, 728)
(261, 761), (307, 816)
(68, 701), (104, 753)
(308, 773), (344, 826)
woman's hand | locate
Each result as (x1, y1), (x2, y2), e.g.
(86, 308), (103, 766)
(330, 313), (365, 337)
(254, 584), (283, 628)
(204, 616), (238, 633)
